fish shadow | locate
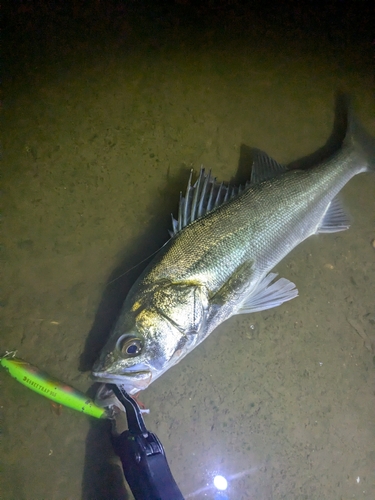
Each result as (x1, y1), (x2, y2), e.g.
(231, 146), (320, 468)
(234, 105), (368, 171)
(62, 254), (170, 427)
(233, 92), (350, 185)
(79, 166), (189, 499)
(81, 418), (130, 500)
(79, 166), (190, 373)
(286, 92), (349, 170)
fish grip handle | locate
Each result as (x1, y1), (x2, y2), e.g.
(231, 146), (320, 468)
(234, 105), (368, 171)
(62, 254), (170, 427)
(109, 385), (184, 500)
(112, 430), (184, 500)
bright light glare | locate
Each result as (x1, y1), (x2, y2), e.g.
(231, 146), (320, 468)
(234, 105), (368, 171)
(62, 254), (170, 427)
(213, 475), (228, 491)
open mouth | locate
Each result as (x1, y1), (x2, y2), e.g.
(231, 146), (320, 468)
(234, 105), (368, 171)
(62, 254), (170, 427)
(92, 369), (152, 392)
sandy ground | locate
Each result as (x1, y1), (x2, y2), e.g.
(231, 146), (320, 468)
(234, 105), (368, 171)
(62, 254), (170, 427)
(1, 3), (374, 499)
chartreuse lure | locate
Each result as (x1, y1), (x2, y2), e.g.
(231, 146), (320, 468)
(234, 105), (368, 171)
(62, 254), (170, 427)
(0, 352), (107, 419)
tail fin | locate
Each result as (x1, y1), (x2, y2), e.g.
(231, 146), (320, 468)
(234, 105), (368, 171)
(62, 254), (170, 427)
(346, 103), (375, 172)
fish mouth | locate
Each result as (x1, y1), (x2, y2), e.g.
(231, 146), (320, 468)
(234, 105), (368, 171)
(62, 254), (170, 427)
(92, 369), (152, 393)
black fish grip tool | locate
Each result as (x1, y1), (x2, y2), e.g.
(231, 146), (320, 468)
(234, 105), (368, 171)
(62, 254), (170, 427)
(109, 384), (185, 500)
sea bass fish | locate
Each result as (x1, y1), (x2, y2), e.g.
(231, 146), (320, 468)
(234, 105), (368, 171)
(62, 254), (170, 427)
(93, 103), (375, 394)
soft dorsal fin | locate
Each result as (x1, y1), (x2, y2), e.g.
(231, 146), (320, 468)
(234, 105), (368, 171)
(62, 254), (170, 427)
(250, 148), (288, 184)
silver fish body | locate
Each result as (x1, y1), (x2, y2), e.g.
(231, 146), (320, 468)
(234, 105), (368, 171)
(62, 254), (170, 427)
(93, 106), (375, 394)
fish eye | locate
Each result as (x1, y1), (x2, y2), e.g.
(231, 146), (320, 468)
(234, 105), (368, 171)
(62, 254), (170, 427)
(117, 335), (143, 357)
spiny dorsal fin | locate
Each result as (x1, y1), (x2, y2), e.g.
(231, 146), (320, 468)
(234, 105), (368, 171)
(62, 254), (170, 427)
(169, 168), (249, 236)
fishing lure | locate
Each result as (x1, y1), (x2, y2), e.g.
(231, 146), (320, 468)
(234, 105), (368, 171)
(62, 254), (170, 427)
(0, 352), (108, 419)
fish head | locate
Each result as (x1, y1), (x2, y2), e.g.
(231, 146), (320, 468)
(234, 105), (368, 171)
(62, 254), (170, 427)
(92, 282), (209, 394)
(92, 307), (191, 394)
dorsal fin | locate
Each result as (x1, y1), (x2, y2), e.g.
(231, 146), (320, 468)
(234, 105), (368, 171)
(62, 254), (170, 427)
(169, 168), (248, 236)
(250, 148), (287, 184)
(169, 151), (287, 237)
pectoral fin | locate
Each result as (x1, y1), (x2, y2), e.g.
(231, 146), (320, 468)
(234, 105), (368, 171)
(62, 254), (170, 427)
(235, 272), (298, 314)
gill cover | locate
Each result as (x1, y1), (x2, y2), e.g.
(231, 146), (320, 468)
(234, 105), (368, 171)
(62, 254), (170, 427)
(152, 282), (209, 335)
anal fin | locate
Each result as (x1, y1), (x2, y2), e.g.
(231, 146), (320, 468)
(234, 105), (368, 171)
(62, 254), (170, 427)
(317, 196), (350, 233)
